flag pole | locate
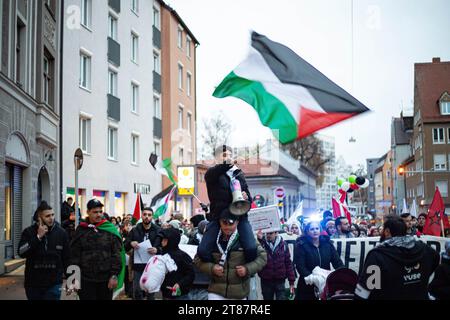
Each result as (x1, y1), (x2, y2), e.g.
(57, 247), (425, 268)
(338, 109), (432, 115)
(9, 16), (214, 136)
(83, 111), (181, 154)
(440, 211), (445, 237)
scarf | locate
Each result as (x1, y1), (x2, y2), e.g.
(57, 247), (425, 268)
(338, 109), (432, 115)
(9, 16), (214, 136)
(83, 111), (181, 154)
(78, 219), (126, 291)
(216, 229), (239, 267)
(378, 235), (416, 249)
(268, 235), (281, 254)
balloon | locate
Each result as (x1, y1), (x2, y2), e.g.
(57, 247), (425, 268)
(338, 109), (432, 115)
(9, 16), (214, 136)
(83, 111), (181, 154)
(337, 178), (345, 187)
(348, 175), (357, 184)
(355, 176), (365, 185)
(347, 187), (354, 193)
(350, 183), (359, 190)
(361, 179), (370, 188)
(341, 181), (350, 192)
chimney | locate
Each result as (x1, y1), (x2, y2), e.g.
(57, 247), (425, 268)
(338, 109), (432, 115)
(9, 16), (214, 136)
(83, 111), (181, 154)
(432, 57), (441, 63)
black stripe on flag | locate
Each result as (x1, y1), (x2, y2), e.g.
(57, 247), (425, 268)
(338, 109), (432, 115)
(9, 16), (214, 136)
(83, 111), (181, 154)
(251, 31), (370, 114)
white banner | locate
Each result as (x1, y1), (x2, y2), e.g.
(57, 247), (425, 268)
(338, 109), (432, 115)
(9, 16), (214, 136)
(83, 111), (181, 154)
(282, 235), (448, 275)
(248, 205), (282, 233)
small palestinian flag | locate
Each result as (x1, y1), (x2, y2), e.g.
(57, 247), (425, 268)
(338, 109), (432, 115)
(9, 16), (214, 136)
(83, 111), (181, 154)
(131, 192), (144, 225)
(213, 31), (370, 144)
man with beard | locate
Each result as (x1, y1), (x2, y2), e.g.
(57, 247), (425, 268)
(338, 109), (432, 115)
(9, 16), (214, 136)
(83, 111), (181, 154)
(124, 207), (160, 300)
(331, 217), (354, 239)
(416, 213), (427, 236)
(401, 212), (416, 236)
(355, 215), (440, 300)
(18, 201), (70, 300)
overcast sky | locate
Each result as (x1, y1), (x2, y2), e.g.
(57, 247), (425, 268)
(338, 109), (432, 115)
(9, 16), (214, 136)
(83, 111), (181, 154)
(168, 0), (450, 168)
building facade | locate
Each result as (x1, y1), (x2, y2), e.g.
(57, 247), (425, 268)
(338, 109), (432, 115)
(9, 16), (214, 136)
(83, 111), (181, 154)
(159, 0), (198, 219)
(62, 0), (162, 216)
(0, 0), (62, 274)
(366, 157), (379, 214)
(405, 57), (450, 212)
(315, 134), (336, 211)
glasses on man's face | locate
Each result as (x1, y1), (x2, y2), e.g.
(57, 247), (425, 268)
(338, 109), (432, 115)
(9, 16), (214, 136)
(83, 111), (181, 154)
(220, 219), (236, 226)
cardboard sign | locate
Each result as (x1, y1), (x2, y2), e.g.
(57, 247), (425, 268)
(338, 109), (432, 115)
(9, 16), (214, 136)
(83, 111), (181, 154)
(248, 205), (281, 233)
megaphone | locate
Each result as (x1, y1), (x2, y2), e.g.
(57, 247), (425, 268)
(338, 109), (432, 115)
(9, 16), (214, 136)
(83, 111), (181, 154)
(229, 178), (251, 215)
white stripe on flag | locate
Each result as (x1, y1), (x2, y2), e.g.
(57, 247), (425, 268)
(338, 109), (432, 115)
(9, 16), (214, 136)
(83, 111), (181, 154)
(234, 47), (325, 121)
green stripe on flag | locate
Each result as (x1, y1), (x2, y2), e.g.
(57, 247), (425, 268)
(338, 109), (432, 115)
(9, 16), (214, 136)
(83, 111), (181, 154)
(162, 158), (178, 185)
(213, 71), (298, 144)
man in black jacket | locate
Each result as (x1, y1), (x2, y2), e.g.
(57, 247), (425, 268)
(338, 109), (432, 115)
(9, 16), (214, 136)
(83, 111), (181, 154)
(61, 197), (74, 223)
(159, 228), (195, 299)
(70, 199), (122, 300)
(429, 240), (450, 300)
(124, 207), (160, 300)
(355, 215), (440, 300)
(18, 201), (70, 300)
(197, 145), (257, 263)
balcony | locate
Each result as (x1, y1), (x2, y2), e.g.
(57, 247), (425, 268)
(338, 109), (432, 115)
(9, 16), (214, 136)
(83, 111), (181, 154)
(108, 37), (120, 67)
(153, 71), (161, 93)
(153, 26), (161, 49)
(107, 94), (120, 121)
(153, 117), (162, 139)
(108, 0), (120, 13)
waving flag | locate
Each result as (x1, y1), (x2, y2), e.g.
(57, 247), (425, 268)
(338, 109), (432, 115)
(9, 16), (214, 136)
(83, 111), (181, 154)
(131, 192), (144, 225)
(213, 31), (370, 144)
(152, 186), (177, 220)
(423, 187), (450, 236)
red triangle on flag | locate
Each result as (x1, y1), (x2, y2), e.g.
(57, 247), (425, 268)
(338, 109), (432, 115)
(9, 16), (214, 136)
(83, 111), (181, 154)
(132, 193), (142, 225)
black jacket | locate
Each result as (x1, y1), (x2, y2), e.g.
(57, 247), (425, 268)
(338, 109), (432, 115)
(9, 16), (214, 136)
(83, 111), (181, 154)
(124, 222), (160, 271)
(356, 238), (440, 300)
(293, 235), (344, 300)
(159, 228), (194, 299)
(18, 222), (70, 288)
(429, 256), (450, 300)
(70, 220), (122, 283)
(205, 164), (251, 221)
(61, 201), (74, 222)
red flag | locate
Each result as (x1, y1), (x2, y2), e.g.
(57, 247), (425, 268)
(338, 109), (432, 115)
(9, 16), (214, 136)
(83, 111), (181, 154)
(132, 193), (142, 225)
(423, 187), (449, 236)
(332, 194), (352, 225)
(332, 197), (341, 219)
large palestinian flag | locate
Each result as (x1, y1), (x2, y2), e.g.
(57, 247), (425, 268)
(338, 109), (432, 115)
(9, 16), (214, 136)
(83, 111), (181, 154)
(213, 31), (370, 144)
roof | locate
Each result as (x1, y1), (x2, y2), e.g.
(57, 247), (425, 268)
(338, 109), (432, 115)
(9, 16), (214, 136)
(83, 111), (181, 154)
(157, 0), (200, 45)
(414, 58), (450, 123)
(391, 117), (413, 145)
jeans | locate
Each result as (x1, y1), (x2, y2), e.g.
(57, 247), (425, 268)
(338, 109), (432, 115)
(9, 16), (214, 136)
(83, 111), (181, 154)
(132, 270), (155, 300)
(25, 284), (62, 300)
(197, 218), (257, 263)
(187, 288), (209, 300)
(261, 279), (287, 300)
(77, 280), (113, 300)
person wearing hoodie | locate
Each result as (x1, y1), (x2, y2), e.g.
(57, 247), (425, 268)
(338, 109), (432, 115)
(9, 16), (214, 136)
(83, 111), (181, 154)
(293, 221), (344, 300)
(257, 229), (296, 300)
(158, 228), (195, 300)
(429, 240), (450, 300)
(18, 201), (70, 300)
(124, 207), (160, 300)
(355, 215), (440, 300)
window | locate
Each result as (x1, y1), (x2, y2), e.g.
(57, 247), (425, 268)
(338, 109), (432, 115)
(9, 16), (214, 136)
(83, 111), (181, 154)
(448, 128), (450, 144)
(434, 154), (446, 171)
(387, 186), (391, 195)
(79, 118), (91, 153)
(131, 0), (139, 14)
(177, 27), (183, 48)
(131, 135), (139, 165)
(187, 72), (192, 96)
(154, 141), (161, 157)
(188, 151), (193, 163)
(108, 70), (118, 96)
(15, 18), (26, 86)
(186, 36), (191, 58)
(153, 7), (160, 29)
(79, 53), (91, 89)
(153, 52), (160, 73)
(433, 128), (445, 144)
(386, 170), (390, 179)
(441, 101), (450, 115)
(131, 33), (138, 63)
(153, 95), (161, 119)
(417, 183), (424, 197)
(81, 0), (92, 28)
(178, 64), (183, 89)
(131, 83), (139, 113)
(108, 127), (118, 160)
(435, 181), (448, 197)
(108, 15), (118, 40)
(187, 113), (192, 135)
(178, 107), (183, 129)
(179, 147), (184, 164)
(43, 57), (51, 104)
